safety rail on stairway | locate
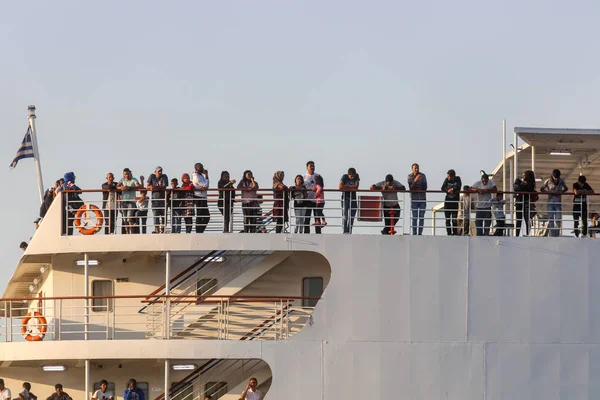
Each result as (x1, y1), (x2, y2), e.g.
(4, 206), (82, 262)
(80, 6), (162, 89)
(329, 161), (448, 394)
(0, 294), (319, 342)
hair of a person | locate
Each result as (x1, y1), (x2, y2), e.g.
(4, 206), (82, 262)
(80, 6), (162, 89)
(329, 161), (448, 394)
(242, 170), (253, 182)
(315, 174), (324, 186)
(19, 241), (28, 249)
(481, 174), (489, 180)
(295, 175), (304, 185)
(171, 178), (178, 184)
(348, 167), (357, 175)
(23, 383), (31, 390)
(128, 379), (137, 385)
(385, 174), (394, 183)
(306, 160), (315, 167)
(195, 163), (203, 171)
(447, 169), (456, 178)
(463, 185), (470, 191)
(100, 380), (108, 386)
(0, 379), (4, 385)
(250, 377), (258, 383)
(204, 396), (212, 400)
(123, 168), (131, 173)
(523, 170), (536, 187)
(55, 384), (63, 390)
(579, 175), (587, 183)
(219, 171), (230, 182)
(552, 169), (561, 178)
(411, 163), (419, 169)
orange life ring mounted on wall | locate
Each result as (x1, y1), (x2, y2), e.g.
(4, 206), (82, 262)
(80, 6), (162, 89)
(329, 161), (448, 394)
(74, 204), (104, 235)
(21, 311), (48, 341)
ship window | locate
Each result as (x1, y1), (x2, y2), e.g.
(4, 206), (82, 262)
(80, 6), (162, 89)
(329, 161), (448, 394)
(205, 382), (227, 399)
(92, 280), (114, 312)
(302, 277), (323, 307)
(197, 278), (217, 303)
(93, 382), (115, 396)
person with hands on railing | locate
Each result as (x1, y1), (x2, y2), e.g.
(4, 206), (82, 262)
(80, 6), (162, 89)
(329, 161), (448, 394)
(339, 167), (360, 234)
(238, 170), (259, 233)
(290, 175), (307, 234)
(313, 174), (327, 229)
(117, 168), (140, 234)
(540, 169), (568, 237)
(45, 384), (72, 400)
(0, 379), (11, 400)
(147, 166), (169, 234)
(407, 163), (427, 235)
(192, 163), (210, 233)
(91, 380), (114, 400)
(123, 379), (144, 400)
(168, 178), (182, 234)
(134, 179), (149, 234)
(239, 378), (262, 400)
(513, 170), (536, 237)
(573, 175), (594, 238)
(371, 174), (405, 235)
(57, 172), (84, 236)
(218, 171), (236, 233)
(180, 174), (195, 234)
(303, 161), (321, 234)
(470, 173), (497, 236)
(102, 172), (119, 234)
(272, 171), (289, 233)
(441, 169), (462, 236)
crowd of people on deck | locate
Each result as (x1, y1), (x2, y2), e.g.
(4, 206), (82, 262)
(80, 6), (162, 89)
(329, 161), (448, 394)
(25, 160), (600, 242)
(0, 378), (263, 400)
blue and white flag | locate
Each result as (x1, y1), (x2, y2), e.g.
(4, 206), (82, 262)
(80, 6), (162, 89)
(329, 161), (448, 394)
(10, 127), (35, 168)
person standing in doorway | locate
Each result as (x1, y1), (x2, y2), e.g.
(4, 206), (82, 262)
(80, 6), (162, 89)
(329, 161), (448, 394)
(192, 163), (210, 233)
(407, 163), (427, 235)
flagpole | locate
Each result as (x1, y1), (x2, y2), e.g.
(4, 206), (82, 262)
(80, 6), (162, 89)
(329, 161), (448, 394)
(28, 105), (45, 204)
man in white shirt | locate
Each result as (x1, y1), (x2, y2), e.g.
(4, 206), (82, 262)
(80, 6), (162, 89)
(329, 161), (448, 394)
(303, 161), (321, 234)
(239, 378), (262, 400)
(0, 379), (11, 400)
(91, 380), (114, 400)
(470, 173), (497, 236)
(192, 163), (210, 233)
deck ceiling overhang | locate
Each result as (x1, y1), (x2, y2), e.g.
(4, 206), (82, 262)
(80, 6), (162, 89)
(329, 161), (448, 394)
(490, 127), (600, 194)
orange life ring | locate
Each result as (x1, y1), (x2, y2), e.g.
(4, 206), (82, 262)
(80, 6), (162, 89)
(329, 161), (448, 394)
(21, 311), (47, 341)
(74, 204), (104, 235)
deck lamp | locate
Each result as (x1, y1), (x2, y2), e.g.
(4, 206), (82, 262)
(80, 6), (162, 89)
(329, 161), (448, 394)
(172, 364), (197, 371)
(42, 365), (66, 372)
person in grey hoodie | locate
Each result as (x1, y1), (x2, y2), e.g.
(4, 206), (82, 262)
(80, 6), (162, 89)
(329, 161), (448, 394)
(540, 169), (568, 237)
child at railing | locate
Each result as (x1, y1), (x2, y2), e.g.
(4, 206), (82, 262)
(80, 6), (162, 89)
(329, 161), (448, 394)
(181, 174), (195, 234)
(491, 192), (507, 236)
(313, 175), (327, 227)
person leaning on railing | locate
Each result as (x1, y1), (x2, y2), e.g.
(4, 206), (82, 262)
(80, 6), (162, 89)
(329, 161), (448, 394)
(45, 384), (72, 400)
(540, 169), (568, 237)
(441, 169), (462, 236)
(180, 174), (195, 234)
(370, 174), (405, 235)
(573, 175), (594, 238)
(117, 168), (140, 234)
(339, 167), (360, 234)
(470, 173), (497, 236)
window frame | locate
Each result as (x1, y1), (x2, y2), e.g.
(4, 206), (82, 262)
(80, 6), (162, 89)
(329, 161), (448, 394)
(302, 277), (323, 307)
(91, 279), (114, 312)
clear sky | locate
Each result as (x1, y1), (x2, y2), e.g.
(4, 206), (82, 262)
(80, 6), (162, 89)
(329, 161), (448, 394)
(1, 0), (599, 293)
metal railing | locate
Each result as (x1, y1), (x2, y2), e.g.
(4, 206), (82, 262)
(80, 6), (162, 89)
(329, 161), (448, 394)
(0, 294), (317, 343)
(58, 188), (600, 237)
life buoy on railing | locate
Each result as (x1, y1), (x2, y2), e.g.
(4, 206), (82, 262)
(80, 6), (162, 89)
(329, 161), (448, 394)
(21, 311), (48, 342)
(74, 204), (104, 235)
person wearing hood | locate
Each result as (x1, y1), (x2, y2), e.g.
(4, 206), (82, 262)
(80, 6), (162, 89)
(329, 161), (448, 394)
(272, 171), (289, 233)
(57, 172), (83, 235)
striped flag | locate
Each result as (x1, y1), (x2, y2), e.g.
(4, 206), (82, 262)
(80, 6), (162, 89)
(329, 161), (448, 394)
(10, 127), (35, 168)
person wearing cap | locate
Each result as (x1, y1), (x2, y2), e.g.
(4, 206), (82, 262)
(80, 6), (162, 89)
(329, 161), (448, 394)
(540, 169), (568, 237)
(117, 168), (140, 234)
(370, 174), (405, 235)
(147, 166), (169, 234)
(192, 163), (210, 233)
(470, 173), (497, 236)
(441, 169), (462, 236)
(0, 378), (11, 400)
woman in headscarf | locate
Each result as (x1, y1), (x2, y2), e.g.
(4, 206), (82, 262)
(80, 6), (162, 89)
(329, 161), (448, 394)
(272, 171), (289, 233)
(180, 173), (195, 234)
(237, 170), (259, 233)
(218, 171), (236, 233)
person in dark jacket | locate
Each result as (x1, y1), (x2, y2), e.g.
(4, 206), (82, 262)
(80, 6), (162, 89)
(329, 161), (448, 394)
(441, 169), (462, 236)
(57, 172), (83, 235)
(272, 171), (289, 233)
(102, 173), (119, 234)
(217, 171), (236, 233)
(513, 170), (536, 237)
(45, 384), (72, 400)
(290, 175), (307, 234)
(573, 175), (594, 237)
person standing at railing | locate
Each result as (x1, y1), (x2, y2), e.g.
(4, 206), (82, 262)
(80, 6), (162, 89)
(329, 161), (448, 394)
(91, 380), (114, 400)
(147, 166), (169, 234)
(471, 173), (497, 236)
(370, 174), (405, 235)
(513, 170), (536, 237)
(407, 163), (427, 235)
(313, 174), (327, 228)
(540, 169), (568, 237)
(218, 171), (237, 233)
(573, 175), (594, 238)
(291, 175), (307, 234)
(134, 180), (149, 234)
(45, 384), (72, 400)
(168, 178), (182, 233)
(458, 185), (472, 236)
(117, 168), (141, 234)
(192, 163), (210, 233)
(0, 379), (11, 400)
(39, 180), (59, 220)
(238, 170), (259, 233)
(339, 167), (360, 234)
(491, 192), (507, 236)
(57, 172), (84, 236)
(303, 161), (322, 234)
(441, 169), (462, 236)
(239, 378), (262, 400)
(272, 171), (290, 233)
(19, 382), (37, 400)
(181, 173), (195, 234)
(102, 173), (119, 234)
(123, 379), (144, 400)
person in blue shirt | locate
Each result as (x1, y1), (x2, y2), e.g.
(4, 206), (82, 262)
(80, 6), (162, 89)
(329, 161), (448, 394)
(123, 379), (144, 400)
(339, 168), (360, 234)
